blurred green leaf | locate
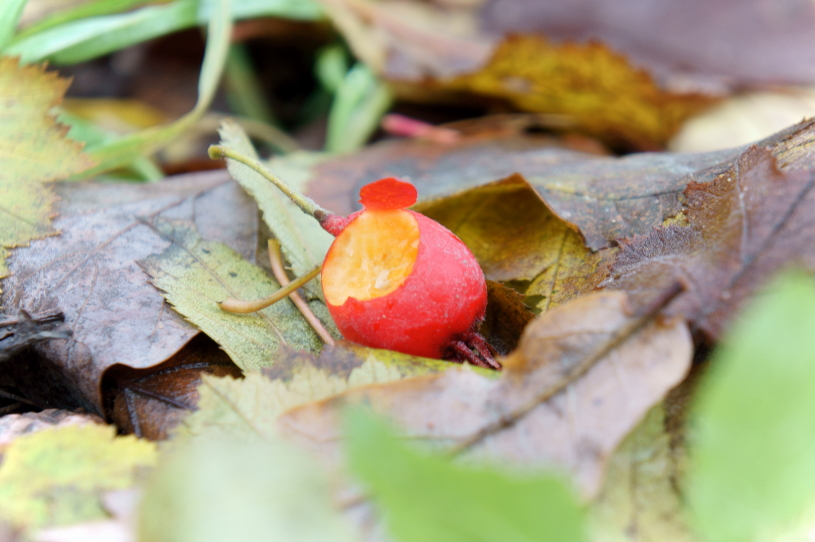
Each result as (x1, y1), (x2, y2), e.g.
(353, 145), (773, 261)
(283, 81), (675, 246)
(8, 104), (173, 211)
(325, 63), (392, 153)
(0, 0), (28, 50)
(689, 271), (815, 542)
(345, 409), (585, 542)
(0, 425), (156, 533)
(139, 434), (355, 542)
(139, 220), (322, 372)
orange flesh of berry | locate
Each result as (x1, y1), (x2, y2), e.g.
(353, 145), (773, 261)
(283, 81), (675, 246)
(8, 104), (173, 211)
(322, 209), (420, 306)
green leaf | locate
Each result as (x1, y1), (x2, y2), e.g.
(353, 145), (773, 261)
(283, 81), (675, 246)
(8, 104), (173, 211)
(175, 342), (458, 442)
(139, 434), (356, 542)
(0, 424), (156, 533)
(0, 57), (93, 287)
(325, 63), (392, 154)
(139, 220), (322, 372)
(688, 271), (815, 542)
(218, 120), (333, 299)
(0, 0), (28, 50)
(345, 409), (585, 542)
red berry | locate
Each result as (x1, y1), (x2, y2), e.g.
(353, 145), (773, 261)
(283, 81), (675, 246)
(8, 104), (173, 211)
(320, 178), (488, 359)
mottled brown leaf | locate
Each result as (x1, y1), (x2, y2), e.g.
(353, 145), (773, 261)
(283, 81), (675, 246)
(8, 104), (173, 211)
(307, 117), (815, 250)
(277, 291), (692, 498)
(603, 145), (815, 340)
(0, 171), (257, 413)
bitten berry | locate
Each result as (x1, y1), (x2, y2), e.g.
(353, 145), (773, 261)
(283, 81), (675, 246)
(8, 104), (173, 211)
(320, 178), (497, 368)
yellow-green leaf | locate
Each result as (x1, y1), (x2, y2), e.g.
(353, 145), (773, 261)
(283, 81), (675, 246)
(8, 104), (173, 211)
(0, 57), (93, 284)
(175, 342), (464, 442)
(139, 219), (322, 372)
(0, 424), (156, 533)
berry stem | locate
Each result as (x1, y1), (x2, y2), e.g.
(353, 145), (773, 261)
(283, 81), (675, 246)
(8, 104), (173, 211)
(208, 144), (331, 221)
(218, 265), (321, 314)
(267, 240), (335, 345)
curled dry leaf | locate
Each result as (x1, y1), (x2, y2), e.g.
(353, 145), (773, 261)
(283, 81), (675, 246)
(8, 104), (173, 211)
(307, 117), (815, 250)
(277, 290), (692, 498)
(1, 171), (256, 413)
(603, 144), (815, 341)
(419, 177), (614, 313)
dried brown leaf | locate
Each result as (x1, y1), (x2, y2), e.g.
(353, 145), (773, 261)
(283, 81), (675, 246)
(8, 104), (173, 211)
(0, 171), (257, 412)
(277, 290), (692, 498)
(308, 117), (815, 250)
(603, 145), (815, 340)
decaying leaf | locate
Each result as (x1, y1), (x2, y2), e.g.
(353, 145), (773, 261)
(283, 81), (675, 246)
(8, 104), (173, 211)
(104, 334), (242, 441)
(307, 117), (815, 250)
(277, 290), (693, 498)
(588, 404), (695, 542)
(603, 145), (815, 340)
(418, 177), (614, 312)
(175, 342), (466, 443)
(1, 171), (257, 413)
(0, 424), (156, 533)
(139, 220), (322, 372)
(0, 57), (93, 285)
(441, 35), (715, 149)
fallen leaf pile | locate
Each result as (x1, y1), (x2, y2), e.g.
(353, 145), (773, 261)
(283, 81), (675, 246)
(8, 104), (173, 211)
(3, 9), (815, 541)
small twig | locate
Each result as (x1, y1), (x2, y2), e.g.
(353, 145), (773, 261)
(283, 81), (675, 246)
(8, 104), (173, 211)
(268, 240), (335, 346)
(218, 266), (321, 314)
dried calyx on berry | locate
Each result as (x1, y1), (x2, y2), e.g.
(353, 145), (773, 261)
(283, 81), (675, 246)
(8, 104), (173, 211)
(209, 145), (499, 369)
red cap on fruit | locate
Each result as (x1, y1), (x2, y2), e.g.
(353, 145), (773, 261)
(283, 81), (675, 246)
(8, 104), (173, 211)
(359, 177), (417, 210)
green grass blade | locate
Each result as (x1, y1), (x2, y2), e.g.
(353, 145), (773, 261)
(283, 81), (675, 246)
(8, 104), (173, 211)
(9, 0), (321, 66)
(16, 0), (164, 40)
(77, 0), (232, 178)
(6, 0), (197, 65)
(0, 0), (29, 50)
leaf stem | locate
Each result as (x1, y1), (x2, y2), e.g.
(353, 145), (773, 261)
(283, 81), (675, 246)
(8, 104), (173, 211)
(218, 266), (321, 314)
(268, 240), (336, 346)
(208, 144), (331, 221)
